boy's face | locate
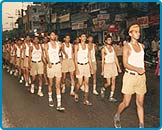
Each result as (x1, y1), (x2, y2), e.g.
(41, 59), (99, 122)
(65, 36), (70, 43)
(88, 37), (93, 42)
(129, 30), (140, 40)
(80, 34), (86, 42)
(33, 37), (39, 43)
(26, 36), (30, 41)
(106, 38), (112, 45)
(50, 32), (56, 41)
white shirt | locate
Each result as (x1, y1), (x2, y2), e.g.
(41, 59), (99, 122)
(20, 45), (24, 58)
(47, 41), (60, 63)
(32, 44), (42, 62)
(127, 42), (144, 73)
(16, 45), (21, 57)
(25, 42), (32, 56)
(77, 43), (88, 63)
(62, 43), (73, 59)
(104, 46), (115, 64)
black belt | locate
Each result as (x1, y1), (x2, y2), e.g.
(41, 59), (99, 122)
(125, 70), (138, 75)
(26, 56), (29, 57)
(51, 61), (60, 65)
(17, 57), (20, 58)
(78, 62), (89, 65)
(32, 60), (41, 63)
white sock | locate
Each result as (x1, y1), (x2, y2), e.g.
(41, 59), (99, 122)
(38, 86), (42, 92)
(31, 84), (34, 88)
(110, 91), (114, 98)
(57, 94), (61, 107)
(93, 84), (96, 91)
(71, 86), (74, 93)
(48, 92), (53, 101)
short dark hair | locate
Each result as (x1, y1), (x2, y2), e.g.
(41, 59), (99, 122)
(88, 35), (93, 38)
(49, 31), (56, 36)
(105, 34), (112, 39)
(25, 33), (31, 37)
(80, 32), (86, 37)
(65, 34), (70, 38)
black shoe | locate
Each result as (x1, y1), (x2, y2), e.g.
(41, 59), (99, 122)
(83, 100), (92, 106)
(139, 123), (144, 128)
(56, 106), (65, 112)
(101, 88), (105, 98)
(109, 97), (117, 103)
(49, 100), (54, 107)
(74, 94), (79, 102)
(113, 116), (121, 128)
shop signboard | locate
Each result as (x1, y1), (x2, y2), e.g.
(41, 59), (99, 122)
(115, 14), (123, 21)
(59, 13), (70, 23)
(115, 13), (127, 21)
(149, 14), (160, 26)
(97, 14), (110, 20)
(98, 20), (106, 29)
(72, 22), (87, 30)
(71, 13), (89, 23)
(137, 16), (149, 28)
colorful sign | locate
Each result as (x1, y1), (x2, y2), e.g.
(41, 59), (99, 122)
(137, 16), (149, 28)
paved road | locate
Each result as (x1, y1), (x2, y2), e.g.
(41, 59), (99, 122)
(2, 62), (160, 128)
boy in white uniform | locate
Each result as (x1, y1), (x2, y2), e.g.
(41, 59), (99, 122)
(61, 35), (75, 96)
(44, 32), (65, 111)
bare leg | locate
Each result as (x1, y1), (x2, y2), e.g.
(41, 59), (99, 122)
(115, 94), (132, 116)
(101, 78), (111, 98)
(30, 75), (36, 93)
(109, 77), (116, 100)
(61, 72), (66, 93)
(70, 71), (75, 95)
(92, 70), (99, 95)
(136, 94), (145, 128)
(55, 77), (65, 110)
(113, 94), (132, 128)
(48, 78), (54, 107)
(104, 78), (111, 89)
(43, 65), (48, 85)
(75, 77), (83, 101)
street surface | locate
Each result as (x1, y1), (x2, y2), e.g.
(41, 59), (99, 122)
(2, 61), (160, 128)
